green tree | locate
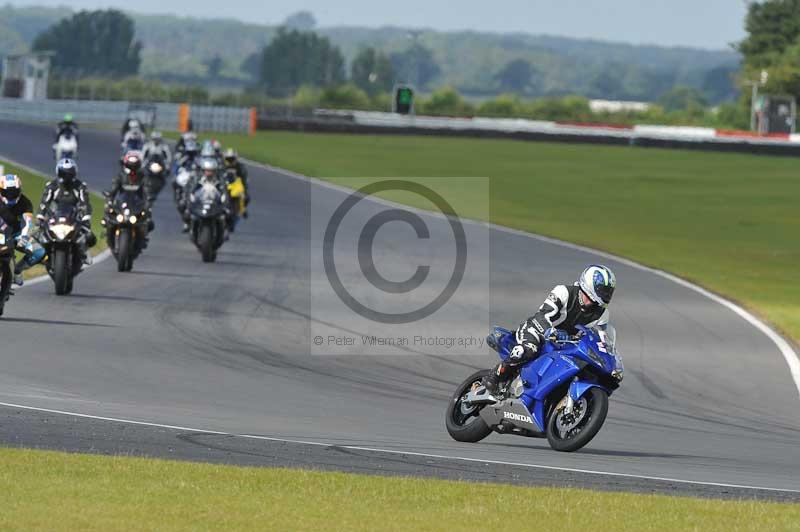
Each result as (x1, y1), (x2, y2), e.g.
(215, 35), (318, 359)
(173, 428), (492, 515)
(32, 9), (141, 76)
(494, 59), (538, 95)
(351, 47), (394, 95)
(259, 28), (345, 97)
(657, 86), (707, 112)
(390, 44), (441, 89)
(738, 0), (800, 62)
(206, 54), (223, 79)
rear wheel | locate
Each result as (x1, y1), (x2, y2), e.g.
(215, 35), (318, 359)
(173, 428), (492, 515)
(116, 228), (132, 272)
(53, 248), (70, 296)
(546, 387), (608, 452)
(445, 370), (493, 443)
(198, 223), (215, 263)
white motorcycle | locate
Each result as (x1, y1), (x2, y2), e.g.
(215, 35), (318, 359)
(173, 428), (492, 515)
(53, 133), (78, 160)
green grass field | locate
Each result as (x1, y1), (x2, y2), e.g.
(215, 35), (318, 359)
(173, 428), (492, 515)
(0, 447), (796, 531)
(0, 159), (106, 280)
(195, 131), (800, 344)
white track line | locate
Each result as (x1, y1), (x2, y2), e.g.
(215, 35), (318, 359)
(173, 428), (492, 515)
(0, 156), (113, 286)
(0, 399), (797, 495)
(244, 158), (800, 400)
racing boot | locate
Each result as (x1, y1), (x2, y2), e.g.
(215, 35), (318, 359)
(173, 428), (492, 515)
(482, 362), (512, 399)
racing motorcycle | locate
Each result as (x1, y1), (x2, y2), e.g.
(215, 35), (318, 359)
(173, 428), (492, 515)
(188, 180), (227, 262)
(53, 132), (78, 160)
(224, 168), (247, 232)
(38, 202), (88, 295)
(143, 154), (168, 203)
(0, 222), (16, 316)
(102, 185), (149, 272)
(445, 325), (623, 452)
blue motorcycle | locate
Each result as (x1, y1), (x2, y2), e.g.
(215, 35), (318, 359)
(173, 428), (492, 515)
(445, 325), (624, 452)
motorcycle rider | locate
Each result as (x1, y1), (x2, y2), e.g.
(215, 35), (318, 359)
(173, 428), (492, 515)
(121, 128), (146, 155)
(108, 152), (154, 230)
(55, 114), (79, 144)
(180, 157), (227, 234)
(223, 148), (250, 214)
(143, 131), (172, 169)
(174, 120), (197, 159)
(0, 174), (45, 287)
(483, 265), (617, 396)
(121, 117), (144, 139)
(38, 159), (96, 265)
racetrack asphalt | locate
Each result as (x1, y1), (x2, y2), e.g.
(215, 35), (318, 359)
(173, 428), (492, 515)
(0, 121), (798, 501)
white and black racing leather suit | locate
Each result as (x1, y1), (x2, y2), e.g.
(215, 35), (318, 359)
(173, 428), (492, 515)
(512, 283), (608, 364)
(488, 283), (609, 389)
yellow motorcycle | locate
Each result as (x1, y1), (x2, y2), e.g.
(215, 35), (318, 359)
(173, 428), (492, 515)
(224, 169), (247, 232)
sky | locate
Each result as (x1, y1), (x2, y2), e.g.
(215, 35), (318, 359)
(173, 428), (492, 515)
(7, 0), (748, 50)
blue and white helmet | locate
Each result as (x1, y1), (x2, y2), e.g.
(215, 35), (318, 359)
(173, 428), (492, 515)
(578, 265), (616, 307)
(0, 174), (22, 206)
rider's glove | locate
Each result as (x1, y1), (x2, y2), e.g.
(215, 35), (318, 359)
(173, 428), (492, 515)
(545, 327), (569, 343)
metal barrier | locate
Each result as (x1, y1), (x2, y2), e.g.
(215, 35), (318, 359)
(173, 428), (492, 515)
(0, 98), (254, 134)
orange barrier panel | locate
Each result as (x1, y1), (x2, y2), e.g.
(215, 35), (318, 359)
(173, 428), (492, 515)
(178, 104), (190, 132)
(249, 107), (257, 136)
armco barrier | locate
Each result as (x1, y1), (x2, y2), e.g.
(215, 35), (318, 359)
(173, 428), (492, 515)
(0, 98), (254, 134)
(257, 109), (800, 156)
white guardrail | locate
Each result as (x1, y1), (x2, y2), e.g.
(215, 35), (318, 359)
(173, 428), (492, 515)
(0, 98), (254, 134)
(313, 109), (800, 146)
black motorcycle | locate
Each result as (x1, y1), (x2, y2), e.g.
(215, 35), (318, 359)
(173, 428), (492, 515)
(102, 185), (149, 272)
(38, 202), (87, 295)
(188, 181), (227, 263)
(143, 154), (168, 203)
(0, 223), (16, 316)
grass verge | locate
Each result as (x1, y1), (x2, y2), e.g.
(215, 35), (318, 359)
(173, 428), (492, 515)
(0, 447), (796, 531)
(189, 131), (800, 343)
(0, 159), (107, 280)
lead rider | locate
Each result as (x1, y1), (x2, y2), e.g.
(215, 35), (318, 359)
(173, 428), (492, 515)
(483, 265), (617, 396)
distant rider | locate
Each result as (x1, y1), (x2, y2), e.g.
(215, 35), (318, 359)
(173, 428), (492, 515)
(483, 265), (617, 396)
(121, 129), (146, 155)
(143, 131), (172, 169)
(121, 118), (144, 139)
(0, 174), (45, 286)
(38, 159), (96, 265)
(223, 148), (250, 215)
(54, 114), (79, 144)
(174, 120), (197, 159)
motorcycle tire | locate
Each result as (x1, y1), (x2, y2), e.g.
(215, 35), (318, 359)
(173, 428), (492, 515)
(198, 223), (216, 263)
(445, 369), (493, 443)
(117, 228), (132, 272)
(53, 248), (70, 296)
(546, 387), (608, 452)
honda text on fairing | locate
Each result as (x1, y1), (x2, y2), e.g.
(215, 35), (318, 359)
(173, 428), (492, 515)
(38, 201), (88, 295)
(445, 324), (623, 452)
(102, 185), (150, 272)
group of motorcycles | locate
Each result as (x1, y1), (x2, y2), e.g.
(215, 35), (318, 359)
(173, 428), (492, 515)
(32, 118), (248, 301)
(171, 134), (248, 263)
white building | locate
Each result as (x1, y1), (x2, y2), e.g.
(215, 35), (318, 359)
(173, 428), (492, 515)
(1, 52), (54, 101)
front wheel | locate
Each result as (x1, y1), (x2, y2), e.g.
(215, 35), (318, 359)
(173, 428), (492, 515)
(546, 387), (609, 452)
(116, 228), (132, 272)
(445, 370), (493, 443)
(198, 222), (215, 263)
(53, 248), (70, 296)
